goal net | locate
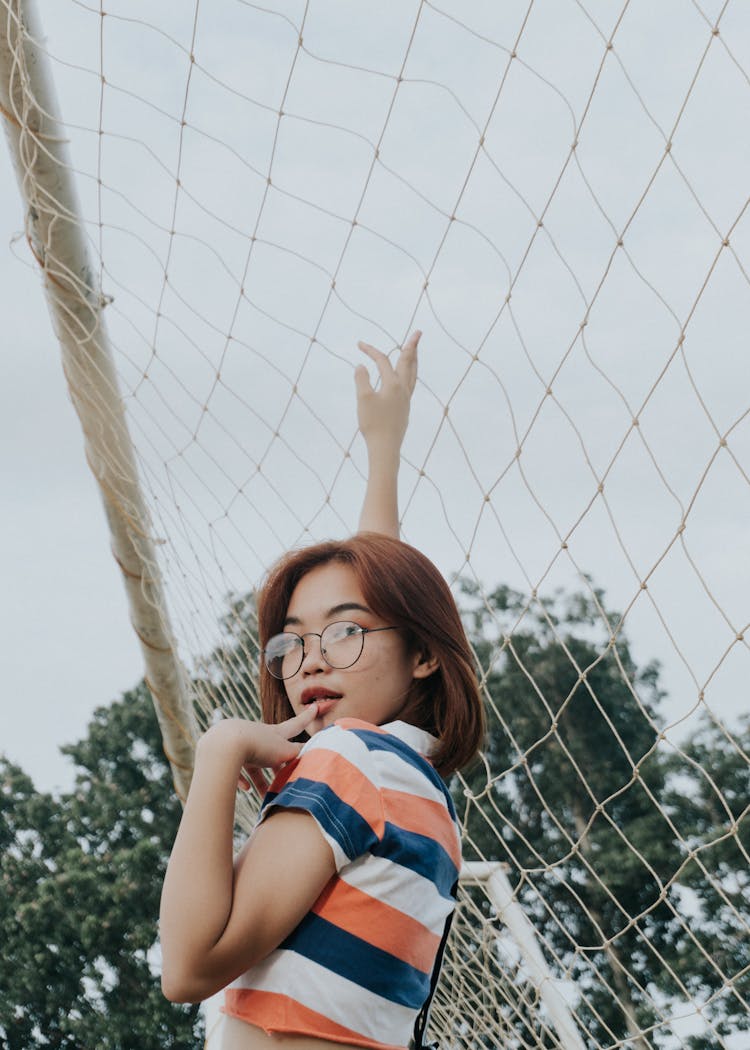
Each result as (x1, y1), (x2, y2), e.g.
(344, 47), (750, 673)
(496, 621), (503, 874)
(2, 1), (748, 1047)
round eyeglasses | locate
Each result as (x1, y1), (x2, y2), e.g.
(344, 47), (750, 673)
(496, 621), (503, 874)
(262, 620), (401, 680)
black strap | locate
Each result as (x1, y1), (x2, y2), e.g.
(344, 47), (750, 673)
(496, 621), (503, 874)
(411, 880), (458, 1050)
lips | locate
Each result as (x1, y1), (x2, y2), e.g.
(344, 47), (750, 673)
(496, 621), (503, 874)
(301, 687), (343, 706)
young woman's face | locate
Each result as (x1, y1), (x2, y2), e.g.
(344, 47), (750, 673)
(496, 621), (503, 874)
(280, 561), (425, 734)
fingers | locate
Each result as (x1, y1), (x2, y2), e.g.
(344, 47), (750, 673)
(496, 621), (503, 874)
(250, 767), (270, 793)
(282, 701), (320, 735)
(354, 363), (373, 397)
(357, 330), (421, 391)
(357, 340), (392, 386)
(239, 766), (270, 795)
(395, 330), (420, 393)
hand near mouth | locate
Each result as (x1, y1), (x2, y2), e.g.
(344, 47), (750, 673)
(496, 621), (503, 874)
(301, 687), (343, 719)
(199, 704), (322, 796)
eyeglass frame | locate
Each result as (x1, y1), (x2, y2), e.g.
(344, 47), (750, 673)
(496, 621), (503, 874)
(261, 620), (402, 680)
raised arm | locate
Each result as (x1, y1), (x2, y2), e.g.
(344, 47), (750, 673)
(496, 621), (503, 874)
(355, 330), (420, 538)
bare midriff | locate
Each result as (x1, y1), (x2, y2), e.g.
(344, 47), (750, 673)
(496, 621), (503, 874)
(219, 1015), (366, 1050)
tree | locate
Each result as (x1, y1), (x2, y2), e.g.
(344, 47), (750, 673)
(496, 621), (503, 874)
(455, 581), (686, 1048)
(664, 714), (750, 1048)
(0, 682), (203, 1050)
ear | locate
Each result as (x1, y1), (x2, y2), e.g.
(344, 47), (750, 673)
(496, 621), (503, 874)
(412, 651), (439, 680)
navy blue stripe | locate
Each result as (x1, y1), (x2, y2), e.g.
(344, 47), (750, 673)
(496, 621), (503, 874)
(262, 779), (379, 861)
(373, 822), (458, 898)
(280, 911), (431, 1007)
(348, 728), (458, 820)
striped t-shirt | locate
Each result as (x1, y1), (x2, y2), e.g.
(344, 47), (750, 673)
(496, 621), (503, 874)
(223, 717), (461, 1050)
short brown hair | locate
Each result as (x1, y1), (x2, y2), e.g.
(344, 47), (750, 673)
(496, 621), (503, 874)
(257, 533), (485, 777)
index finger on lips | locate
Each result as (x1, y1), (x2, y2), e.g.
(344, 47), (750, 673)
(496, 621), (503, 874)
(284, 701), (319, 733)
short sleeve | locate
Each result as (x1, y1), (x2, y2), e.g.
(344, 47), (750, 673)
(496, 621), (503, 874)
(257, 724), (385, 871)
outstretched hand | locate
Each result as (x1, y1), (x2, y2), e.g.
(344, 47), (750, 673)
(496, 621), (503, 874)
(355, 330), (420, 457)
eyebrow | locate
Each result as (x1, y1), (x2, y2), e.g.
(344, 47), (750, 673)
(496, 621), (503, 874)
(283, 602), (372, 627)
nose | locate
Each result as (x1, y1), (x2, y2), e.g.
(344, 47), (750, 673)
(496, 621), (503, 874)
(299, 632), (327, 675)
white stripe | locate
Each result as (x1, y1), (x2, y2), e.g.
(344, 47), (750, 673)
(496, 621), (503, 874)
(304, 721), (450, 813)
(341, 853), (455, 935)
(372, 745), (452, 807)
(301, 724), (379, 783)
(380, 719), (439, 758)
(228, 949), (415, 1046)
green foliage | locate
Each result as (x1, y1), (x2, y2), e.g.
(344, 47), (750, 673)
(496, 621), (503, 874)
(0, 683), (203, 1050)
(6, 581), (744, 1049)
(664, 715), (750, 1039)
(194, 592), (262, 725)
(454, 580), (747, 1048)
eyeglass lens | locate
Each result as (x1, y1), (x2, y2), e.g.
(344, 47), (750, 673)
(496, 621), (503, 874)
(264, 621), (366, 679)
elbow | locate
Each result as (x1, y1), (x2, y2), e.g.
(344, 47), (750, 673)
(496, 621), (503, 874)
(161, 958), (214, 1004)
(161, 956), (234, 1004)
(161, 970), (202, 1004)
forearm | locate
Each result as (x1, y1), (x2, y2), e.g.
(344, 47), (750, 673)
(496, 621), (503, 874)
(159, 735), (242, 989)
(355, 331), (419, 537)
(358, 446), (401, 538)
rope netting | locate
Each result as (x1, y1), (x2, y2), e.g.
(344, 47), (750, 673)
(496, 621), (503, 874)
(2, 0), (749, 1046)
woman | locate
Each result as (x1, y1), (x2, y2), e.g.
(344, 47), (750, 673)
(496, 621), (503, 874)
(160, 332), (485, 1049)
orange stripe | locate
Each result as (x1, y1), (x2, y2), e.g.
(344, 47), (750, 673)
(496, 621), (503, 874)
(267, 759), (298, 793)
(283, 748), (385, 839)
(312, 878), (440, 973)
(223, 990), (404, 1050)
(334, 717), (387, 733)
(381, 787), (461, 869)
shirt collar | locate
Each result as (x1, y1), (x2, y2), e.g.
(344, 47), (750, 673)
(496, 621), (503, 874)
(381, 719), (438, 758)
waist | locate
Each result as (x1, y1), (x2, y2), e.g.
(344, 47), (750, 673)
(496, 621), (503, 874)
(222, 985), (408, 1050)
(219, 1015), (364, 1050)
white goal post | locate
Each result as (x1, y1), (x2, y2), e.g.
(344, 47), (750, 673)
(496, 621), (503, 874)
(0, 0), (197, 801)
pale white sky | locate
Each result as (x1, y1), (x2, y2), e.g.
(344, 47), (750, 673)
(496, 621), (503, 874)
(2, 9), (749, 1048)
(2, 0), (749, 799)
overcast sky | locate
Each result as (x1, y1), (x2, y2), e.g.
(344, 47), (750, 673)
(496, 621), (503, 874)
(2, 0), (749, 805)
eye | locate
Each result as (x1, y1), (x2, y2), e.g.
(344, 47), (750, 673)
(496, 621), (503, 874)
(324, 620), (364, 644)
(265, 632), (302, 657)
